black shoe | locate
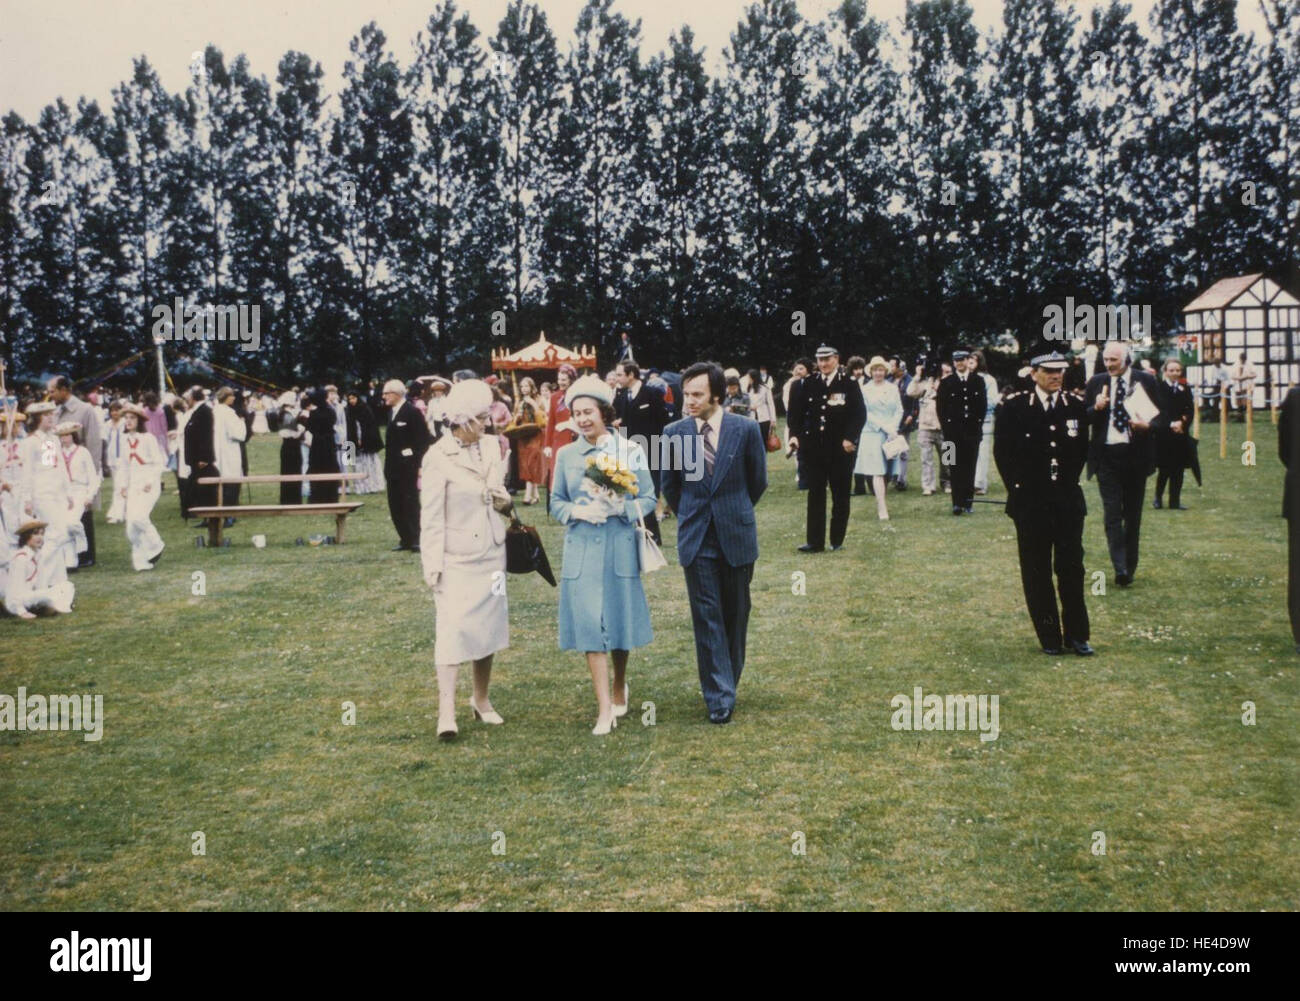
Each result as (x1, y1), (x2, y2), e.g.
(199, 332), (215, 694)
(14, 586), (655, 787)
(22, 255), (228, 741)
(409, 545), (420, 553)
(829, 544), (843, 552)
(952, 506), (964, 516)
(392, 545), (409, 552)
(223, 517), (236, 528)
(708, 708), (732, 725)
(1170, 503), (1188, 510)
(1152, 497), (1162, 509)
(1066, 639), (1095, 656)
(895, 481), (907, 491)
(797, 544), (824, 553)
(1115, 573), (1132, 587)
(964, 506), (974, 515)
(77, 558), (95, 569)
(1041, 645), (1063, 656)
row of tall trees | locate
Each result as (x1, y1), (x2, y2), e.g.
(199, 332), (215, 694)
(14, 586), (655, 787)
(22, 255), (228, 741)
(0, 0), (1296, 385)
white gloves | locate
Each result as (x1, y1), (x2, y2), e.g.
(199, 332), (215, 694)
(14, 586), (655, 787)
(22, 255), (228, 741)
(569, 503), (608, 525)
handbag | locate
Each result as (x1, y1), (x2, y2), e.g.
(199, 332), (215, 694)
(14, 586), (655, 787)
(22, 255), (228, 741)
(506, 509), (557, 586)
(882, 434), (910, 460)
(636, 512), (667, 574)
(766, 429), (782, 453)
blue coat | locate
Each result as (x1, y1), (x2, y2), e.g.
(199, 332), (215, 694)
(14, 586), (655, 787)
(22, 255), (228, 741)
(660, 413), (767, 568)
(550, 434), (657, 652)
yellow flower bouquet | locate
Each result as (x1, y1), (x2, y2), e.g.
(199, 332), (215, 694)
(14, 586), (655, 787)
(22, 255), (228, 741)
(583, 452), (639, 497)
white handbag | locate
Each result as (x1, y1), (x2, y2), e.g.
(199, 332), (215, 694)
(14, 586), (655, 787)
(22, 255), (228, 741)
(882, 434), (910, 460)
(636, 513), (667, 573)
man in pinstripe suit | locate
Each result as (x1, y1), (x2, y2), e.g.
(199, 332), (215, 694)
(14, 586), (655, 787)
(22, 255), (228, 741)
(661, 362), (768, 724)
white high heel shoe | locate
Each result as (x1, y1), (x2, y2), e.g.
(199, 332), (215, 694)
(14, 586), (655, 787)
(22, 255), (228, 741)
(469, 697), (504, 725)
(592, 709), (618, 736)
(612, 683), (629, 719)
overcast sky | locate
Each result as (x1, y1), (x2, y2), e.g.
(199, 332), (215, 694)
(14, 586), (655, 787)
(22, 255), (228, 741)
(0, 0), (1271, 121)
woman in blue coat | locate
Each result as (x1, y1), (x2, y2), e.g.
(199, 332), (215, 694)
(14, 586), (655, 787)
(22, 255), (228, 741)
(551, 375), (656, 735)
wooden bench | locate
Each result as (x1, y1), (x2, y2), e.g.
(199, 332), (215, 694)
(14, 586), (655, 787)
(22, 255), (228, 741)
(192, 473), (365, 547)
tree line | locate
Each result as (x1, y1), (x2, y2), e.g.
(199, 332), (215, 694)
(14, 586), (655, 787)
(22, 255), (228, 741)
(0, 0), (1296, 386)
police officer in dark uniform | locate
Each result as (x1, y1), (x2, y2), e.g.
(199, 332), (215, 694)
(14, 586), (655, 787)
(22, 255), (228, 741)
(937, 348), (987, 515)
(993, 352), (1094, 656)
(787, 344), (866, 552)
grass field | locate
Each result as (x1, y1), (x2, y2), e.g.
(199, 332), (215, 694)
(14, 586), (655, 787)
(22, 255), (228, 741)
(1, 419), (1296, 911)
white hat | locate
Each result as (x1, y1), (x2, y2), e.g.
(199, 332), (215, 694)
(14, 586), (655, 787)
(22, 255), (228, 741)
(382, 379), (406, 396)
(27, 401), (56, 415)
(564, 373), (613, 410)
(444, 379), (494, 426)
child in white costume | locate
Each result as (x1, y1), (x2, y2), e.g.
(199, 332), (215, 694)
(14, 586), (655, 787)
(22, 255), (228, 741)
(0, 406), (24, 555)
(18, 402), (86, 571)
(103, 401), (127, 523)
(3, 520), (75, 617)
(118, 405), (166, 571)
(56, 421), (101, 522)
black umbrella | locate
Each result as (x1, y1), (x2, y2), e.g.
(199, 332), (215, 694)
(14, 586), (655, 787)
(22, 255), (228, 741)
(1188, 435), (1203, 487)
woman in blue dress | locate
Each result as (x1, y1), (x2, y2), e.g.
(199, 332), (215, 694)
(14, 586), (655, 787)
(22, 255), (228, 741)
(551, 375), (657, 735)
(854, 356), (904, 521)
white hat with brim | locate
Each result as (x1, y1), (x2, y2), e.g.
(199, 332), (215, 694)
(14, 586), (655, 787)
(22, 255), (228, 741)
(27, 401), (56, 415)
(54, 421), (80, 437)
(564, 374), (613, 410)
(867, 356), (889, 374)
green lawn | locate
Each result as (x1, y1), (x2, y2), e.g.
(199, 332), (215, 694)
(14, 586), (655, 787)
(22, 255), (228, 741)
(1, 420), (1295, 910)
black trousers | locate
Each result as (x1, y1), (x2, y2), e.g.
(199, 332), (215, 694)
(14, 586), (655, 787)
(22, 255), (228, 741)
(805, 446), (854, 547)
(1014, 506), (1088, 649)
(387, 468), (421, 547)
(188, 466), (219, 510)
(682, 523), (753, 714)
(949, 432), (979, 509)
(1155, 466), (1185, 507)
(1096, 445), (1148, 577)
(79, 507), (95, 562)
(1290, 515), (1300, 645)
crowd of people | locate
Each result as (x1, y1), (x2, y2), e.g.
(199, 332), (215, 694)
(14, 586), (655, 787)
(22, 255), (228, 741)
(5, 341), (1295, 737)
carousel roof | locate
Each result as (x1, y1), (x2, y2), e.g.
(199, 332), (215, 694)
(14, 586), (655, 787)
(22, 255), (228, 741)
(491, 332), (597, 371)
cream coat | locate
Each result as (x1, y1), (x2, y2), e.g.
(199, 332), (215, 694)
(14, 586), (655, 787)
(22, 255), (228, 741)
(419, 433), (510, 664)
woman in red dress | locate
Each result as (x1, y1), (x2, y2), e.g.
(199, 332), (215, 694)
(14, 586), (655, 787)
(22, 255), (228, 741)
(543, 364), (578, 491)
(512, 378), (548, 504)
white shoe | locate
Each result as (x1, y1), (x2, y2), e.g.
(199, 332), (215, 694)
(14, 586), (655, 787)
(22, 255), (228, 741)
(469, 698), (504, 725)
(437, 707), (458, 741)
(592, 710), (618, 736)
(612, 683), (629, 718)
(878, 511), (890, 521)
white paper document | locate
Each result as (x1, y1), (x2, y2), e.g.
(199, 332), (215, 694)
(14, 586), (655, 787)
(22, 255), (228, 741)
(1124, 381), (1160, 425)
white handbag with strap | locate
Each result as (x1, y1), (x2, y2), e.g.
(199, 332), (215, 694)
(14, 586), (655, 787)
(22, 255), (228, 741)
(636, 513), (667, 573)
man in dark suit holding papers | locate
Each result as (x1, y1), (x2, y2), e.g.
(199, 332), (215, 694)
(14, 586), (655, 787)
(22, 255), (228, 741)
(1084, 342), (1160, 586)
(661, 362), (768, 724)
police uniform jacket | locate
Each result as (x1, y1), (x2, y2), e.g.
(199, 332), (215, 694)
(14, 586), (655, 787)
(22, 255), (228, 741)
(937, 372), (987, 440)
(787, 369), (867, 452)
(993, 387), (1089, 520)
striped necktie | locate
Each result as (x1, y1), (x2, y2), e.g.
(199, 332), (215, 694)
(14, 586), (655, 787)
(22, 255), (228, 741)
(701, 421), (715, 479)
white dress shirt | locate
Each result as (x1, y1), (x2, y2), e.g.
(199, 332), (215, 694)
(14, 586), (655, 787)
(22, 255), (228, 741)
(696, 407), (724, 451)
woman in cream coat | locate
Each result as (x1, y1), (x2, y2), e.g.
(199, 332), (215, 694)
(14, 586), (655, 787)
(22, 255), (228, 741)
(420, 380), (514, 742)
(854, 356), (904, 520)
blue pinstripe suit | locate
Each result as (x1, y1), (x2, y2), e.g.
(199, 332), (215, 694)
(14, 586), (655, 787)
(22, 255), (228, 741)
(661, 412), (767, 714)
